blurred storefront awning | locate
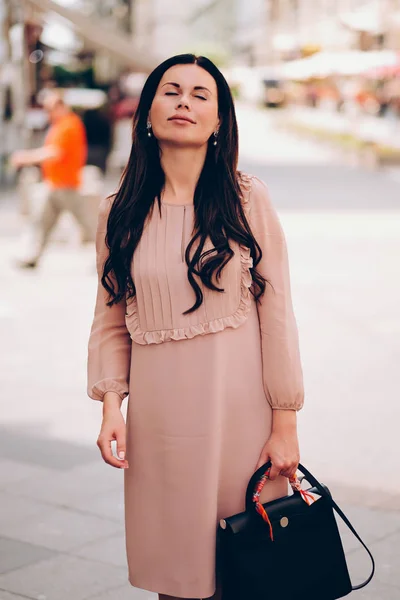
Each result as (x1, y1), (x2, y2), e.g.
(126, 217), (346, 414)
(23, 0), (157, 72)
(364, 53), (400, 78)
(282, 50), (399, 80)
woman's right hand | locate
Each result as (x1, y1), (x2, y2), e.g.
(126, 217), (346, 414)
(97, 392), (129, 469)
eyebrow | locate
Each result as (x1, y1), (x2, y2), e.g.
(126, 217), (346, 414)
(162, 82), (212, 94)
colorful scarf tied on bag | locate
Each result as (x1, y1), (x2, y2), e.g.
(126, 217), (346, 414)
(253, 467), (318, 541)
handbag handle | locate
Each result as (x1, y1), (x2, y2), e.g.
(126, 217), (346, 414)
(245, 461), (375, 591)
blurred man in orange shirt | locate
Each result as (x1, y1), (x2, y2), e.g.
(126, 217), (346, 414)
(11, 90), (94, 268)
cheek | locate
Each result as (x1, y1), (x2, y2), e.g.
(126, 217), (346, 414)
(149, 97), (167, 128)
(195, 100), (218, 122)
(197, 103), (219, 132)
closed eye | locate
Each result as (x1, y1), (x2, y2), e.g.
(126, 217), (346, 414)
(165, 91), (207, 100)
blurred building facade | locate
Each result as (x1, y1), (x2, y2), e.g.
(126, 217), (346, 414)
(234, 0), (400, 66)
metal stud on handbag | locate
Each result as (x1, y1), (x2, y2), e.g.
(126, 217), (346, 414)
(217, 462), (375, 600)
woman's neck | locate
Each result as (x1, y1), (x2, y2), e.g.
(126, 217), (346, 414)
(160, 145), (207, 205)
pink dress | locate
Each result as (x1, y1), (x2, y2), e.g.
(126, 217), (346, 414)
(87, 174), (304, 599)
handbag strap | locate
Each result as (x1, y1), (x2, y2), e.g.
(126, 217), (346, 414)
(246, 462), (375, 591)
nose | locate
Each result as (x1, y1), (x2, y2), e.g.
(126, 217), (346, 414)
(176, 94), (190, 110)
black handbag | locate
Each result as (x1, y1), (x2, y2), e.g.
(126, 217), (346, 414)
(217, 462), (375, 600)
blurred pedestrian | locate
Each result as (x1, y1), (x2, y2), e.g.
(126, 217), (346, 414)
(11, 90), (93, 268)
(87, 54), (304, 600)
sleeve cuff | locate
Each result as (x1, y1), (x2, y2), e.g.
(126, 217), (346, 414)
(88, 379), (129, 402)
(269, 395), (304, 412)
(271, 405), (302, 412)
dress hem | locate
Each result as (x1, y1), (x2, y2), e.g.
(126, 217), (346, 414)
(128, 575), (216, 599)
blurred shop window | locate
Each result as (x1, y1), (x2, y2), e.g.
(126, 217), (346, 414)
(83, 108), (113, 174)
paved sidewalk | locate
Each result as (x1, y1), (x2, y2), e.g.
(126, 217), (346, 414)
(283, 105), (400, 150)
(0, 437), (399, 600)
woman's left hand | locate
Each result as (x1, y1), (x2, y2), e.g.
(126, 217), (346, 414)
(255, 428), (300, 481)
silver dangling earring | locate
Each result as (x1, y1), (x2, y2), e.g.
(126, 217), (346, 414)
(147, 121), (152, 137)
(213, 130), (219, 146)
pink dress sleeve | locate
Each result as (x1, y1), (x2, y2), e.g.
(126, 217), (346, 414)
(249, 176), (304, 411)
(87, 197), (132, 401)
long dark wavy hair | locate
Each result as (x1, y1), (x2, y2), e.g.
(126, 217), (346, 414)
(102, 53), (266, 313)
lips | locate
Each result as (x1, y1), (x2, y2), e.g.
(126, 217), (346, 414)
(168, 115), (196, 124)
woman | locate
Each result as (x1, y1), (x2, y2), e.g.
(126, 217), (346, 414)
(87, 54), (304, 600)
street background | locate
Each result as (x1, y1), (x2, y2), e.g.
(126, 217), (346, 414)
(1, 1), (400, 599)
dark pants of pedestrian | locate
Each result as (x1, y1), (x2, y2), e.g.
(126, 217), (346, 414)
(26, 185), (96, 264)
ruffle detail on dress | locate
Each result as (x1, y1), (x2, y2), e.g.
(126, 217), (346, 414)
(125, 245), (254, 346)
(238, 172), (256, 205)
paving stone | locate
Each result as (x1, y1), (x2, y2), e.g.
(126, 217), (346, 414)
(0, 492), (49, 528)
(354, 579), (400, 600)
(72, 533), (127, 568)
(0, 592), (33, 600)
(328, 480), (398, 510)
(337, 504), (400, 553)
(86, 583), (156, 600)
(0, 537), (54, 575)
(380, 494), (400, 511)
(0, 459), (54, 490)
(0, 425), (98, 471)
(0, 555), (127, 600)
(4, 460), (123, 508)
(0, 507), (122, 552)
(67, 488), (124, 523)
(349, 530), (400, 588)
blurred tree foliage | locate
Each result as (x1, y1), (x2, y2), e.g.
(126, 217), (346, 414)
(52, 65), (95, 89)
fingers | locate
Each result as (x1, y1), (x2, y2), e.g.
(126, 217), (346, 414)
(255, 448), (273, 471)
(97, 434), (128, 469)
(280, 465), (299, 480)
(116, 430), (129, 468)
(268, 463), (281, 481)
(255, 438), (300, 481)
(97, 411), (129, 470)
(255, 455), (298, 479)
(270, 462), (299, 481)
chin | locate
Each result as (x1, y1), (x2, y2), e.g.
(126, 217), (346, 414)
(160, 136), (205, 149)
